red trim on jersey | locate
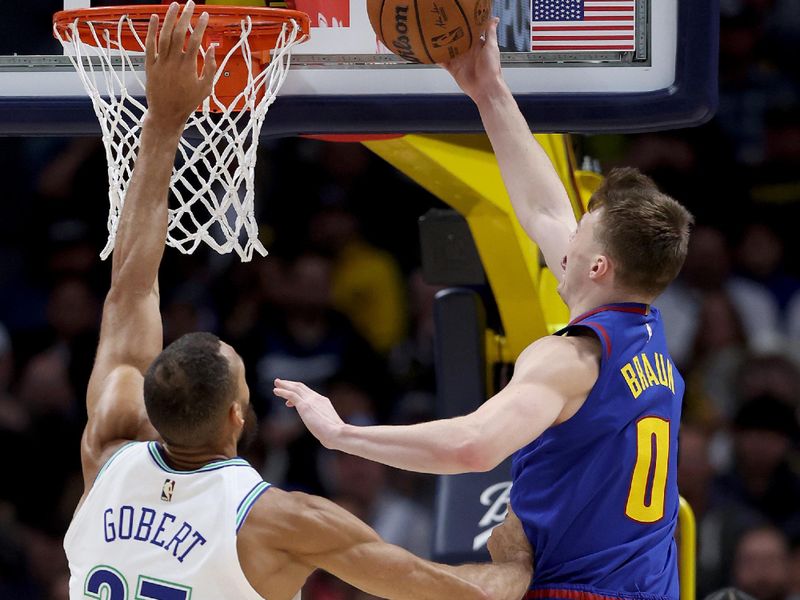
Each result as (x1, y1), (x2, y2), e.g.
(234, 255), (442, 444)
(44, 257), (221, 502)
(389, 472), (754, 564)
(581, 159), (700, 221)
(581, 321), (612, 355)
(570, 303), (649, 326)
(525, 589), (627, 600)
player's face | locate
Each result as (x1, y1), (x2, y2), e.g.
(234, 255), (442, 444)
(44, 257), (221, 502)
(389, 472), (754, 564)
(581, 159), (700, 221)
(558, 211), (605, 303)
(220, 342), (256, 449)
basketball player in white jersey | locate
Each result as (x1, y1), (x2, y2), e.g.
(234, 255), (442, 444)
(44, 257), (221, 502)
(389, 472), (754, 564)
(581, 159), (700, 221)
(65, 4), (534, 600)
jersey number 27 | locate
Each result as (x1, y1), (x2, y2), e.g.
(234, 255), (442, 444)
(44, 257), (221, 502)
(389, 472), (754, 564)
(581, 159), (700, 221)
(85, 566), (191, 600)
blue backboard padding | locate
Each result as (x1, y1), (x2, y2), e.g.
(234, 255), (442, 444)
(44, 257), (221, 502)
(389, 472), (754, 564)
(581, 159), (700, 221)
(433, 461), (514, 564)
(0, 0), (717, 136)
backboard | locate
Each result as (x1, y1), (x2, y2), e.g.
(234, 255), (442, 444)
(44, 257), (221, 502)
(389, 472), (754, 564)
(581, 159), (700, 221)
(0, 0), (718, 136)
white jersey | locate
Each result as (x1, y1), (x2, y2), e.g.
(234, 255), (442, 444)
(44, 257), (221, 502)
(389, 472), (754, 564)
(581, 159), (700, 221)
(65, 441), (272, 600)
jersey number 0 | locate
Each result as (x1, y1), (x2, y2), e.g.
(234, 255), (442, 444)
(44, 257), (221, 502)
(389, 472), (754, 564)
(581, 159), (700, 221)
(625, 416), (670, 523)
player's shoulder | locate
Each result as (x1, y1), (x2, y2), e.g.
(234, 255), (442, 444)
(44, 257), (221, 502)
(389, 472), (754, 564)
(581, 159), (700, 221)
(240, 488), (325, 540)
(513, 334), (601, 392)
(518, 332), (602, 369)
(239, 488), (365, 557)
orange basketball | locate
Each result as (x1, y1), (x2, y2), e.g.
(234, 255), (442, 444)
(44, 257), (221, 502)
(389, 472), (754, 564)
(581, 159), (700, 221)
(368, 0), (493, 64)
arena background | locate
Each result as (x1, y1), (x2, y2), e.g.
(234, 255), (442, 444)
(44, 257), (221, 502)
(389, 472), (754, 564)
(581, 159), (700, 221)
(1, 1), (800, 599)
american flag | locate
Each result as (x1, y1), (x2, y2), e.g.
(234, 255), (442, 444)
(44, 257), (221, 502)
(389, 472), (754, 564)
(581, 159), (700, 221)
(531, 0), (636, 52)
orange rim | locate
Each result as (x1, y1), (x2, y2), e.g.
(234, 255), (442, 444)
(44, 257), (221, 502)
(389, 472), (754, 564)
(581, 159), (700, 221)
(53, 5), (310, 54)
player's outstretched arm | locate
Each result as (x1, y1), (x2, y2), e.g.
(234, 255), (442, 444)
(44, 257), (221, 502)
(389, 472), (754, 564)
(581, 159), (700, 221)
(274, 334), (599, 474)
(81, 1), (217, 487)
(240, 487), (532, 600)
(444, 18), (577, 281)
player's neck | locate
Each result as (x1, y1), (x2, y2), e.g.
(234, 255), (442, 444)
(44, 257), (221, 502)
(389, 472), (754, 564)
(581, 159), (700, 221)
(160, 441), (238, 471)
(568, 288), (654, 322)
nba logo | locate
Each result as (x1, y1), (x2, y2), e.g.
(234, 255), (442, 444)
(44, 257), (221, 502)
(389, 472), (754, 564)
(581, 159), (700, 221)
(161, 479), (176, 502)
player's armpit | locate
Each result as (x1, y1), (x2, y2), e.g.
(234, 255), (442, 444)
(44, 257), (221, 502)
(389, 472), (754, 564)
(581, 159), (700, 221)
(445, 507), (533, 600)
(246, 488), (491, 600)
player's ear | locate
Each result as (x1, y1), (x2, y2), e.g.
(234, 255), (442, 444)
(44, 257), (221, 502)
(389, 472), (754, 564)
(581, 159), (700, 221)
(589, 254), (611, 280)
(230, 399), (244, 427)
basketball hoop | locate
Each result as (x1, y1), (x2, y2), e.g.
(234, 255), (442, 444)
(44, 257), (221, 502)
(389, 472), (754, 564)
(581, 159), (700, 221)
(53, 5), (311, 261)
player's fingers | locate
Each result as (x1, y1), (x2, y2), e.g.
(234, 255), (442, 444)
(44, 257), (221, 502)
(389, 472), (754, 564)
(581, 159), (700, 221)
(277, 379), (303, 392)
(159, 2), (180, 57)
(274, 387), (304, 405)
(200, 45), (217, 91)
(171, 0), (195, 56)
(145, 14), (159, 66)
(485, 16), (500, 50)
(186, 11), (208, 59)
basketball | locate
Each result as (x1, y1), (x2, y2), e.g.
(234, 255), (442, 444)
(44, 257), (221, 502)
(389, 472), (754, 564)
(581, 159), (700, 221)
(367, 0), (493, 64)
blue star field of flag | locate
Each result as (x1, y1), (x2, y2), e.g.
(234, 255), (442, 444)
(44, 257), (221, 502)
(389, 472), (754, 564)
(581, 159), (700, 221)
(533, 0), (585, 22)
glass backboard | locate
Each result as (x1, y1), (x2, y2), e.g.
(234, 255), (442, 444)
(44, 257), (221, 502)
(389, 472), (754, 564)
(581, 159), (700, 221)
(0, 0), (718, 136)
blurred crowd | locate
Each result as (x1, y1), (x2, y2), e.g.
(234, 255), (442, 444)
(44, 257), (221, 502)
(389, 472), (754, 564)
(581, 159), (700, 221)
(1, 0), (800, 599)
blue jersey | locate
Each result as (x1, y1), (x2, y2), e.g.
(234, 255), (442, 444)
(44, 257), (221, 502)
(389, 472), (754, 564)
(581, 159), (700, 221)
(510, 303), (683, 600)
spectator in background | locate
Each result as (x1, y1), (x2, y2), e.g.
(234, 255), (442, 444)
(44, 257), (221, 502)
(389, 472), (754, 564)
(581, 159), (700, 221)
(17, 277), (99, 420)
(388, 269), (441, 399)
(790, 539), (800, 600)
(324, 451), (433, 559)
(162, 282), (218, 344)
(310, 207), (408, 355)
(735, 223), (800, 316)
(316, 382), (434, 559)
(716, 396), (800, 537)
(0, 323), (25, 434)
(732, 525), (792, 600)
(656, 225), (781, 367)
(736, 354), (800, 412)
(243, 252), (386, 493)
(681, 291), (748, 428)
(679, 425), (764, 597)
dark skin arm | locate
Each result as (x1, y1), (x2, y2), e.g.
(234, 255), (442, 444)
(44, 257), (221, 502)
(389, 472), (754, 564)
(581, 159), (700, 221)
(79, 1), (216, 493)
(238, 487), (533, 600)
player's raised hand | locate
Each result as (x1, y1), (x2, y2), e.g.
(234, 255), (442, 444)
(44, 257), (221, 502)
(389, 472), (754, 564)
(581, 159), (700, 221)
(274, 379), (345, 449)
(443, 17), (503, 103)
(144, 1), (217, 128)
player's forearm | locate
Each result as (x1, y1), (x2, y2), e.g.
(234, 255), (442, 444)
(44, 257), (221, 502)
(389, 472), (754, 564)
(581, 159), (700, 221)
(335, 417), (485, 474)
(446, 561), (532, 600)
(109, 115), (183, 294)
(325, 542), (489, 600)
(473, 81), (575, 242)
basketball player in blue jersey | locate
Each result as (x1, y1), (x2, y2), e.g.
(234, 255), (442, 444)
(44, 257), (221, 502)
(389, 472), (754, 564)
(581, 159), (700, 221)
(275, 17), (695, 600)
(65, 4), (535, 600)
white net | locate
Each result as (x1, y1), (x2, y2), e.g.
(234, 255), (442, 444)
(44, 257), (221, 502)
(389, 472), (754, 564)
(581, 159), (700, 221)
(55, 13), (306, 261)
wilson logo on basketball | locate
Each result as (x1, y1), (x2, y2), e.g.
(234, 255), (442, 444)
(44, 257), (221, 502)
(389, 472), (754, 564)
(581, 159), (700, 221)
(392, 5), (418, 62)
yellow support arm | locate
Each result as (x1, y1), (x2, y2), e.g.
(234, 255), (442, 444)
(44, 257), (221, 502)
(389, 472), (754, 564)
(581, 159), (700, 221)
(365, 133), (600, 361)
(678, 496), (697, 600)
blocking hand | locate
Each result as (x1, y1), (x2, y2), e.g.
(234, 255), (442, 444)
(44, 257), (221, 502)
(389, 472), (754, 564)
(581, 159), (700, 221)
(443, 17), (503, 104)
(273, 379), (345, 450)
(144, 1), (217, 127)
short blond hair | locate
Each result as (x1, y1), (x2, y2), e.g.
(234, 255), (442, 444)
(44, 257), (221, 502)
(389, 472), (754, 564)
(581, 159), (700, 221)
(588, 168), (694, 295)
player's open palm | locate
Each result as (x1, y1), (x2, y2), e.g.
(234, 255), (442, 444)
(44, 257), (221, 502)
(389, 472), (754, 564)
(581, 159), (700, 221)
(144, 1), (217, 127)
(444, 17), (502, 103)
(274, 379), (345, 449)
